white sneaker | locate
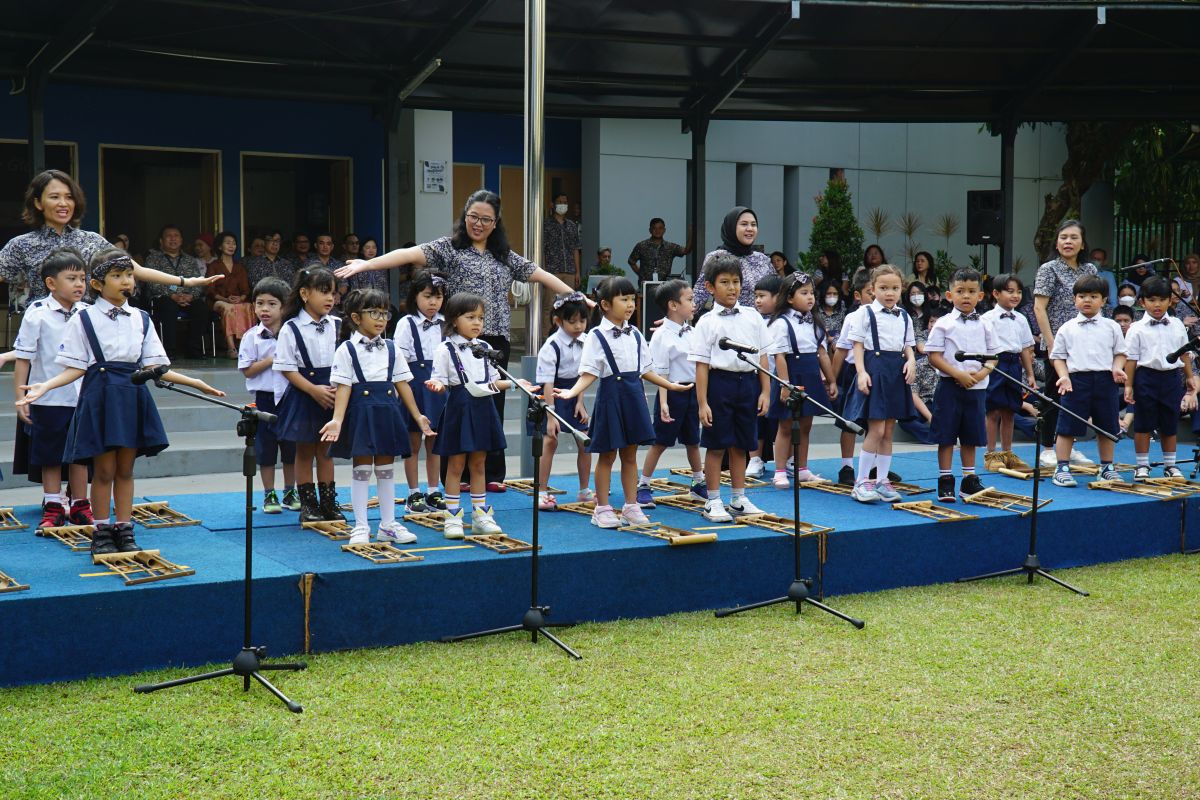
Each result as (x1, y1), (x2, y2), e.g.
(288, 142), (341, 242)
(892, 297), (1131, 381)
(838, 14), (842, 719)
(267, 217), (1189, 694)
(1051, 469), (1077, 488)
(728, 496), (764, 516)
(348, 525), (371, 545)
(1069, 448), (1095, 466)
(621, 503), (650, 525)
(702, 498), (733, 522)
(851, 481), (881, 503)
(793, 468), (822, 483)
(576, 488), (596, 503)
(377, 521), (417, 544)
(443, 509), (465, 539)
(470, 506), (503, 536)
(591, 504), (622, 528)
(745, 457), (765, 478)
(1038, 449), (1057, 468)
(772, 472), (790, 489)
(1133, 465), (1150, 481)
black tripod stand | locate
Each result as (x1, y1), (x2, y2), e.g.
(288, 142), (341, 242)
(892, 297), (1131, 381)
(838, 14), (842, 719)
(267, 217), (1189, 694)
(715, 354), (865, 628)
(135, 376), (306, 712)
(442, 346), (588, 659)
(956, 360), (1117, 596)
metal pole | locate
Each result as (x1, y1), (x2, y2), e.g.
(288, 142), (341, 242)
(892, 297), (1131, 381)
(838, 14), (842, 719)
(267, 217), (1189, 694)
(999, 120), (1016, 274)
(27, 72), (46, 179)
(520, 0), (546, 478)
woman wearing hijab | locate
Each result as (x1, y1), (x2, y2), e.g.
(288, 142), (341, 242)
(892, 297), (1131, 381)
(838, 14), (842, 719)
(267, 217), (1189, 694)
(691, 206), (774, 310)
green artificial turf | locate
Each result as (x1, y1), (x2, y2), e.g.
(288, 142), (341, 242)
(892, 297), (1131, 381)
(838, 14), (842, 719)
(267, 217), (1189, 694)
(2, 555), (1197, 799)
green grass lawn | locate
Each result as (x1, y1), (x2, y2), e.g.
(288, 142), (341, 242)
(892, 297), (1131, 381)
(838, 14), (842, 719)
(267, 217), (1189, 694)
(3, 554), (1198, 799)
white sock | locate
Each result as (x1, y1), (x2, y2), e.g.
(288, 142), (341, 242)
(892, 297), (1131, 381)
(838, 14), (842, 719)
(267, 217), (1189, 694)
(876, 454), (892, 481)
(376, 466), (395, 526)
(692, 470), (703, 482)
(857, 451), (877, 484)
(351, 468), (371, 528)
(638, 475), (650, 487)
(842, 458), (853, 468)
(1136, 452), (1150, 466)
(43, 493), (61, 506)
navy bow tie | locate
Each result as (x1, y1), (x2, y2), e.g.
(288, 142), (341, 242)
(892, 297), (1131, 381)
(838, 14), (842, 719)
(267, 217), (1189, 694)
(105, 306), (131, 320)
(677, 324), (692, 336)
(794, 312), (813, 325)
(718, 307), (740, 317)
(1149, 317), (1170, 326)
(259, 328), (274, 339)
(568, 338), (584, 347)
(361, 338), (385, 351)
(880, 307), (901, 317)
(1000, 311), (1016, 320)
(1079, 317), (1098, 325)
(421, 318), (439, 331)
(458, 342), (474, 351)
(962, 312), (980, 322)
(610, 326), (632, 338)
(56, 307), (75, 319)
(311, 318), (329, 334)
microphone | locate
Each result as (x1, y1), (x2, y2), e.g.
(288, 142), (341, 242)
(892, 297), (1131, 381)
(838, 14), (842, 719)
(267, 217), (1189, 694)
(467, 341), (503, 363)
(954, 352), (1000, 363)
(1165, 338), (1200, 364)
(131, 364), (169, 385)
(718, 337), (759, 355)
(1124, 256), (1173, 270)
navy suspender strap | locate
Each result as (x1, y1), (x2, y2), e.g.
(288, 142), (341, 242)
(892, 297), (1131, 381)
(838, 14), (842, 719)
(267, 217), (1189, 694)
(407, 317), (424, 362)
(387, 339), (395, 380)
(346, 342), (366, 383)
(287, 320), (313, 370)
(786, 319), (800, 356)
(79, 308), (152, 365)
(634, 329), (644, 373)
(446, 341), (491, 385)
(593, 330), (622, 377)
(549, 340), (561, 382)
(865, 308), (910, 354)
(345, 339), (397, 384)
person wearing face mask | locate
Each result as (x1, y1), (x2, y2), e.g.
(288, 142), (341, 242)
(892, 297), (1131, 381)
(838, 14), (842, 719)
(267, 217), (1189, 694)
(903, 281), (929, 333)
(816, 278), (846, 350)
(1115, 285), (1143, 320)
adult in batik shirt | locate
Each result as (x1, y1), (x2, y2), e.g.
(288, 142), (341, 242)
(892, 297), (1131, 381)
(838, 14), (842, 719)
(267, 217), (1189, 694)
(244, 230), (296, 290)
(144, 224), (211, 359)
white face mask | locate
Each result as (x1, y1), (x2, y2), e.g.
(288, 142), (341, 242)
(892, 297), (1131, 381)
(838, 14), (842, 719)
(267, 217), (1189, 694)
(825, 296), (839, 307)
(910, 294), (925, 307)
(1118, 296), (1136, 307)
(554, 204), (569, 215)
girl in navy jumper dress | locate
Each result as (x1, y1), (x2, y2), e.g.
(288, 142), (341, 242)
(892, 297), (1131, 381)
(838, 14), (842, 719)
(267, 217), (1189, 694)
(555, 277), (693, 529)
(273, 266), (345, 524)
(768, 273), (838, 487)
(394, 270), (448, 513)
(425, 293), (511, 540)
(320, 289), (434, 546)
(843, 265), (917, 504)
(18, 249), (224, 557)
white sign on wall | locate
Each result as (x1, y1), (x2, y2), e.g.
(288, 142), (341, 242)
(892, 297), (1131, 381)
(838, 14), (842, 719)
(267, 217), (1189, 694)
(422, 160), (447, 194)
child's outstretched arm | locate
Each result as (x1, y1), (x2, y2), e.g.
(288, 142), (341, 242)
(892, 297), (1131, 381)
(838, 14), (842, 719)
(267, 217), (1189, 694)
(554, 372), (597, 400)
(319, 385), (352, 442)
(641, 370), (691, 393)
(18, 367), (85, 405)
(0, 350), (18, 369)
(160, 370), (226, 396)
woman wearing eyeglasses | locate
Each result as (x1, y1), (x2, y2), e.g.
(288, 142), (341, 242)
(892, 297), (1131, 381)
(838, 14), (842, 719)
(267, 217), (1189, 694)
(336, 189), (584, 490)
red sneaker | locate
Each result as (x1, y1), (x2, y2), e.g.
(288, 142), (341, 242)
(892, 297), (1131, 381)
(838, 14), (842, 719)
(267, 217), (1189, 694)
(68, 499), (95, 526)
(486, 481), (507, 493)
(39, 501), (67, 530)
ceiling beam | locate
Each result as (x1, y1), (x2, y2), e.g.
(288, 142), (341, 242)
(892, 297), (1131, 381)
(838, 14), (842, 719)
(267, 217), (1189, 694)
(26, 0), (119, 76)
(995, 5), (1105, 122)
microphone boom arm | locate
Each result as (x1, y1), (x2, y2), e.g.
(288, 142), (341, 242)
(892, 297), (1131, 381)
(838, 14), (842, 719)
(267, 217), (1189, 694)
(734, 352), (864, 436)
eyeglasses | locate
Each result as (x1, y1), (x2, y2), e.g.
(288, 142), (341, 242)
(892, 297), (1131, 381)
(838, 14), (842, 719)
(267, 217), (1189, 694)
(465, 213), (496, 226)
(363, 309), (392, 321)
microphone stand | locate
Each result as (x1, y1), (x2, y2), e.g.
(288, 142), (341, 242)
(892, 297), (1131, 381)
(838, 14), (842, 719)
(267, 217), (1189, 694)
(956, 362), (1118, 596)
(715, 351), (865, 628)
(442, 348), (586, 659)
(134, 378), (306, 712)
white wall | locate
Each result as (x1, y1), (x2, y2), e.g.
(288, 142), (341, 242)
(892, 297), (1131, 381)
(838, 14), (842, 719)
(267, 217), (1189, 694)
(407, 109), (455, 243)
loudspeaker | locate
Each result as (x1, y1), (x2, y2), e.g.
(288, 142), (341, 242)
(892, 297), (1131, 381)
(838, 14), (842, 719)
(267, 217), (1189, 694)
(967, 190), (1004, 245)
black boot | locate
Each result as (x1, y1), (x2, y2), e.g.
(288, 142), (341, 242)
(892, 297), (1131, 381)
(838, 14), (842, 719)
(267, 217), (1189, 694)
(298, 482), (322, 524)
(112, 522), (141, 553)
(90, 523), (118, 557)
(318, 481), (346, 522)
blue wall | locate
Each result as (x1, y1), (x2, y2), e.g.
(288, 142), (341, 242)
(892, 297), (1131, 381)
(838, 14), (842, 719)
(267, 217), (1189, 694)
(452, 112), (581, 190)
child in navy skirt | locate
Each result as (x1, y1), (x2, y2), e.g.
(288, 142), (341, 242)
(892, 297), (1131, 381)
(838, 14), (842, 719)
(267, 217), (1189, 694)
(531, 292), (592, 511)
(394, 270), (448, 513)
(981, 273), (1037, 474)
(845, 265), (917, 504)
(273, 266), (345, 524)
(749, 273), (783, 479)
(768, 273), (837, 487)
(556, 277), (692, 529)
(426, 293), (511, 539)
(320, 289), (434, 545)
(18, 249), (224, 557)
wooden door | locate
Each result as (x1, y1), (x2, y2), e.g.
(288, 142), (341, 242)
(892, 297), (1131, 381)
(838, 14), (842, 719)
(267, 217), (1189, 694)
(452, 163), (484, 224)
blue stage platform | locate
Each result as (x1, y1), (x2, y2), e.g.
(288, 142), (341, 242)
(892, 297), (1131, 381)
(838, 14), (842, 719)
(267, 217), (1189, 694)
(1, 441), (1195, 687)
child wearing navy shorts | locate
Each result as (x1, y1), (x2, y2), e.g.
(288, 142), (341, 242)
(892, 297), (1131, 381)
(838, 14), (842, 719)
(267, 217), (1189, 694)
(1049, 275), (1127, 487)
(747, 274), (783, 478)
(394, 270), (448, 512)
(320, 289), (434, 545)
(1123, 276), (1199, 480)
(844, 265), (917, 504)
(19, 249), (224, 556)
(925, 267), (997, 502)
(768, 272), (837, 487)
(426, 293), (511, 539)
(688, 254), (771, 523)
(273, 266), (345, 523)
(556, 277), (692, 529)
(13, 247), (92, 529)
(981, 272), (1037, 474)
(532, 292), (592, 511)
(638, 280), (706, 507)
(238, 277), (298, 514)
(829, 268), (875, 486)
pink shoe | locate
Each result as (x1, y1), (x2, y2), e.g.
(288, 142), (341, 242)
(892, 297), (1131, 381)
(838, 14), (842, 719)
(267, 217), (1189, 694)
(621, 503), (650, 525)
(538, 492), (557, 511)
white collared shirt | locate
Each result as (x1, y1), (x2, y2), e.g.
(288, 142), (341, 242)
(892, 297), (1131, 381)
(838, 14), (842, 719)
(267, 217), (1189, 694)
(835, 307), (865, 365)
(536, 327), (588, 383)
(273, 308), (340, 372)
(56, 297), (169, 372)
(924, 308), (999, 389)
(689, 304), (770, 372)
(649, 318), (697, 383)
(580, 317), (652, 378)
(331, 333), (413, 387)
(14, 296), (87, 406)
(432, 334), (495, 386)
(393, 312), (445, 367)
(1050, 313), (1126, 372)
(847, 301), (916, 352)
(1125, 314), (1188, 372)
(238, 322), (290, 397)
(768, 310), (824, 356)
(981, 305), (1035, 354)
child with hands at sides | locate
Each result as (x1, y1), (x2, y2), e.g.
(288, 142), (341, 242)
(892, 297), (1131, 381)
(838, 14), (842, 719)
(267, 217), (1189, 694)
(981, 273), (1038, 475)
(19, 249), (224, 557)
(272, 266), (345, 524)
(842, 265), (917, 504)
(532, 292), (593, 512)
(555, 277), (693, 529)
(320, 289), (434, 546)
(747, 274), (783, 479)
(768, 272), (838, 487)
(425, 293), (511, 539)
(393, 271), (449, 513)
(829, 268), (876, 487)
(688, 254), (772, 523)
